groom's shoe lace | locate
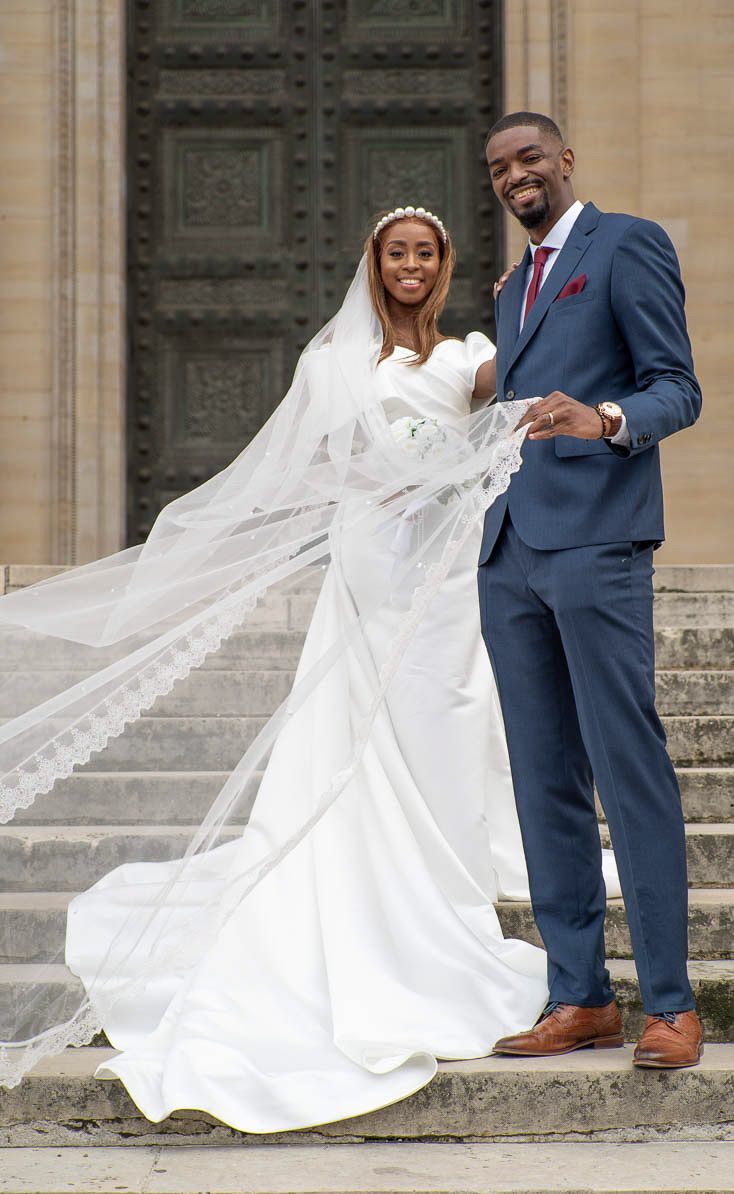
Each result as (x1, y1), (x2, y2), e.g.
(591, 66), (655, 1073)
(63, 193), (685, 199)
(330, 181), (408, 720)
(536, 1000), (562, 1024)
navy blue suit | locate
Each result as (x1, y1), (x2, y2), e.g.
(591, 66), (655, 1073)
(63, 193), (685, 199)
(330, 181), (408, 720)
(478, 202), (701, 1013)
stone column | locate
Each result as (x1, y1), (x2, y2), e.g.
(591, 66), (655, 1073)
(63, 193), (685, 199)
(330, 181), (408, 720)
(0, 0), (125, 566)
(52, 0), (126, 564)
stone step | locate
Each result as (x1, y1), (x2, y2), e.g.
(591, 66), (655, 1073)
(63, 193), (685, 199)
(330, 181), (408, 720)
(664, 716), (733, 765)
(597, 767), (734, 824)
(0, 629), (307, 671)
(2, 890), (732, 966)
(2, 1141), (734, 1193)
(11, 766), (733, 827)
(0, 822), (731, 896)
(2, 959), (732, 1047)
(656, 670), (734, 715)
(496, 890), (734, 960)
(1, 665), (731, 722)
(192, 629), (307, 669)
(683, 822), (734, 885)
(0, 595), (317, 671)
(596, 823), (734, 889)
(10, 771), (245, 826)
(2, 1046), (734, 1148)
(76, 715), (270, 771)
(654, 627), (734, 669)
(653, 564), (734, 592)
(0, 892), (71, 964)
(0, 825), (239, 893)
(0, 669), (298, 720)
(651, 590), (734, 627)
(677, 768), (734, 822)
(0, 965), (84, 1033)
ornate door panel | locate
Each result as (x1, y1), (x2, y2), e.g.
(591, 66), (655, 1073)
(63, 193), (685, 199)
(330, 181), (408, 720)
(127, 0), (502, 542)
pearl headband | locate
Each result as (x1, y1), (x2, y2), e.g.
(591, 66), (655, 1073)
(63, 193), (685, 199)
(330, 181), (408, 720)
(373, 206), (448, 244)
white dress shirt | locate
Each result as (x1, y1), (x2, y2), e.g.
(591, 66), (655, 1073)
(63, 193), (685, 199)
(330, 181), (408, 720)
(520, 199), (630, 447)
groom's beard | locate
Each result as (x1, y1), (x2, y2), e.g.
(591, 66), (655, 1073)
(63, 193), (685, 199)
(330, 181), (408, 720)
(513, 191), (551, 231)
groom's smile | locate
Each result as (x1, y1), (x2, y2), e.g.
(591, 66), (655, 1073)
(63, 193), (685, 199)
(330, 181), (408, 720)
(511, 183), (543, 204)
(508, 182), (547, 217)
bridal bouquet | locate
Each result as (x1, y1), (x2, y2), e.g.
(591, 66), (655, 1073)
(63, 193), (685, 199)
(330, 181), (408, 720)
(390, 416), (448, 460)
(390, 415), (477, 508)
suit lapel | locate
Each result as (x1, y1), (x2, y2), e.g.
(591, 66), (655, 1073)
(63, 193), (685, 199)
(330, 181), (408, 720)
(503, 202), (601, 377)
(495, 245), (530, 397)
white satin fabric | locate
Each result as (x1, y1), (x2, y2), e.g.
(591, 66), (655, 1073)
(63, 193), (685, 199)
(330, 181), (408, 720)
(66, 335), (617, 1134)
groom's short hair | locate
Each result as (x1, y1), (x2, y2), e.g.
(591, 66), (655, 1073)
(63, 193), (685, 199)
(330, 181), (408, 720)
(484, 112), (564, 149)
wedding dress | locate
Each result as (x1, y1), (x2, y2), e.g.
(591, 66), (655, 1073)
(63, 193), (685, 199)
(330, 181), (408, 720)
(62, 335), (614, 1134)
(0, 258), (618, 1124)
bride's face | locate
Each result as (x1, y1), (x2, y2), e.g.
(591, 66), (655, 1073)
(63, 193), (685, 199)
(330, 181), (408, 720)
(378, 220), (441, 309)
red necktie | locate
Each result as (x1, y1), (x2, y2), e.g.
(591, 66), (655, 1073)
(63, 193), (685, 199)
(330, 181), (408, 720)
(523, 246), (553, 325)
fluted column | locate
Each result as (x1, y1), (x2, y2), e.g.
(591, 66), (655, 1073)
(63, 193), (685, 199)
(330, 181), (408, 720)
(52, 0), (125, 564)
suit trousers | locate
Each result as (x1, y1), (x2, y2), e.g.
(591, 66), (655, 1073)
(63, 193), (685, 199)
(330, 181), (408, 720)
(478, 514), (694, 1014)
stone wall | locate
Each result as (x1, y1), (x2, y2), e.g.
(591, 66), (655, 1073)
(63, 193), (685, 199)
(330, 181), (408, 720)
(505, 0), (733, 563)
(0, 2), (731, 564)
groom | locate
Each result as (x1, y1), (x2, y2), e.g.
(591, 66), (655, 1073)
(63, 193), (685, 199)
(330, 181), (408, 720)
(478, 111), (703, 1067)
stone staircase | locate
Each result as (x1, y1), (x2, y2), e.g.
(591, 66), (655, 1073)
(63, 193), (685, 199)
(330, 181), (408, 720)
(0, 563), (733, 1164)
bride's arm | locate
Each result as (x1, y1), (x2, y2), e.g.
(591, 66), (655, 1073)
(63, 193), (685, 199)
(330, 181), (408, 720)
(471, 356), (497, 407)
(470, 262), (518, 409)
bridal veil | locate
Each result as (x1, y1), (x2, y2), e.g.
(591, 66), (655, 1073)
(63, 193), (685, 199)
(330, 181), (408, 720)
(0, 256), (535, 1086)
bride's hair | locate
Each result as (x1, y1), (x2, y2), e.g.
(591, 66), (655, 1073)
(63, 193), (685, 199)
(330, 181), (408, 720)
(365, 214), (456, 366)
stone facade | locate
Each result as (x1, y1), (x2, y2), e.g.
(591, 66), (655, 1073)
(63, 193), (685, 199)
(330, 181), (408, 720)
(0, 1), (731, 564)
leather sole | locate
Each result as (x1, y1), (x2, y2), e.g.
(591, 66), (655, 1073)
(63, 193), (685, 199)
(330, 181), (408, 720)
(633, 1043), (704, 1069)
(493, 1032), (625, 1057)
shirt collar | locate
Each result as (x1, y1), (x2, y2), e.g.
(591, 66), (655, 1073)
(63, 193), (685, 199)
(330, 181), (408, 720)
(528, 199), (585, 259)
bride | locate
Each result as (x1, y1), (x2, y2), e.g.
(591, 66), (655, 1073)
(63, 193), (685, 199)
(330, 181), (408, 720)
(0, 206), (618, 1130)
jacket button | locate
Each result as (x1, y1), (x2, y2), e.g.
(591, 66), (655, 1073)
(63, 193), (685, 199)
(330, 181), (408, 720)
(505, 389), (515, 399)
(637, 433), (651, 445)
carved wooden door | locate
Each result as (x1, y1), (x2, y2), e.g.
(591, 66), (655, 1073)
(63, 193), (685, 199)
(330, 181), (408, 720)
(127, 0), (503, 542)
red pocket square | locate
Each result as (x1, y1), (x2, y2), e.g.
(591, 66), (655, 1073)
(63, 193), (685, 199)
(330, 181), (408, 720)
(555, 273), (587, 301)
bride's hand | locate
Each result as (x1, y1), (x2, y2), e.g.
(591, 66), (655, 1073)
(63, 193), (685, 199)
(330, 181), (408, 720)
(493, 263), (519, 300)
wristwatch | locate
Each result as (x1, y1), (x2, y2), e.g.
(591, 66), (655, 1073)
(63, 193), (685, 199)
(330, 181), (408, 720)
(595, 401), (623, 439)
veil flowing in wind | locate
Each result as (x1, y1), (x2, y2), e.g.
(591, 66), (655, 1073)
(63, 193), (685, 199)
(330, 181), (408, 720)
(0, 256), (539, 1090)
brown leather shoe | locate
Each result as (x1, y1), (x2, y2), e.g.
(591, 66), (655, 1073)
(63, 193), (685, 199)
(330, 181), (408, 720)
(633, 1011), (703, 1068)
(493, 1000), (624, 1056)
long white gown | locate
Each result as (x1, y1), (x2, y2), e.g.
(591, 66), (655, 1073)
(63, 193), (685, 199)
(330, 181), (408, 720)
(65, 335), (617, 1134)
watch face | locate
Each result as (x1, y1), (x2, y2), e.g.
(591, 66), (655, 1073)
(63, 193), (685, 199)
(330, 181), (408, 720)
(601, 402), (622, 417)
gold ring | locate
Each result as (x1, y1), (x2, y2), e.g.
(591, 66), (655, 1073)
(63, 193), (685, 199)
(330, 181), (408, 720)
(547, 411), (554, 427)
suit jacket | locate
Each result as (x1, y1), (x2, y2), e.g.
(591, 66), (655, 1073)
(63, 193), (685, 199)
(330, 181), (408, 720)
(479, 202), (702, 563)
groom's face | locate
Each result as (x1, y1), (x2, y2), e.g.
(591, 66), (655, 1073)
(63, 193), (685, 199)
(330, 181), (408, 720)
(485, 125), (575, 240)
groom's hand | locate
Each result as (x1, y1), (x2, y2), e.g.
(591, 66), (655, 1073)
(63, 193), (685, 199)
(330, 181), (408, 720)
(515, 392), (605, 440)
